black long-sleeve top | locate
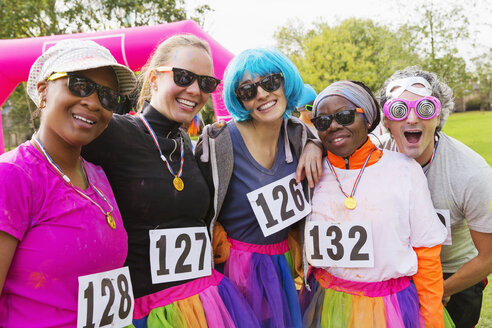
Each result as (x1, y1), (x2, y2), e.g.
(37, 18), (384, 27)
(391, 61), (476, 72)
(82, 102), (210, 298)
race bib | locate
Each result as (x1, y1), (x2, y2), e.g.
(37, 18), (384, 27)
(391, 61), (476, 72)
(436, 209), (452, 245)
(305, 221), (374, 268)
(149, 227), (212, 284)
(77, 267), (134, 328)
(247, 172), (311, 237)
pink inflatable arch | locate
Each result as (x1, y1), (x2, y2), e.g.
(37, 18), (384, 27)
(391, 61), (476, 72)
(0, 20), (234, 154)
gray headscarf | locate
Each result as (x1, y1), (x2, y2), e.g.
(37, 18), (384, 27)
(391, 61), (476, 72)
(313, 80), (378, 127)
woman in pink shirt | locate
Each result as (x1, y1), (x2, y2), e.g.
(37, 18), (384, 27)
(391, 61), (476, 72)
(0, 39), (136, 327)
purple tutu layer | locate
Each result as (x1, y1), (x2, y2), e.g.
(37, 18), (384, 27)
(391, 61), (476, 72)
(225, 238), (301, 328)
(133, 269), (259, 327)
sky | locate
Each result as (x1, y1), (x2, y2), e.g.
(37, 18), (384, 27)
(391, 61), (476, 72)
(184, 0), (491, 61)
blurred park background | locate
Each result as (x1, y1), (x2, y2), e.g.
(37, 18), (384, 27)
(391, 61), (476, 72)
(1, 0), (491, 151)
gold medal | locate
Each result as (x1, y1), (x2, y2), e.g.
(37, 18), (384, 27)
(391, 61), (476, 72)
(344, 197), (357, 210)
(106, 213), (116, 229)
(32, 136), (117, 229)
(173, 177), (184, 191)
(327, 148), (377, 211)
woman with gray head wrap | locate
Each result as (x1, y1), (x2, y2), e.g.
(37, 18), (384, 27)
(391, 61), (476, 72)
(300, 80), (449, 327)
(313, 80), (380, 134)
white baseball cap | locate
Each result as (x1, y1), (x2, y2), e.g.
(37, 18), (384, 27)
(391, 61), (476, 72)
(27, 38), (137, 107)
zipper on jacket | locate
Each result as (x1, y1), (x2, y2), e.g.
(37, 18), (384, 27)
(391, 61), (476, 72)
(344, 157), (350, 169)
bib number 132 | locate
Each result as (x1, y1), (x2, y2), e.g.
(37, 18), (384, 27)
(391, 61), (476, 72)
(305, 221), (374, 268)
(247, 172), (311, 237)
(77, 266), (134, 328)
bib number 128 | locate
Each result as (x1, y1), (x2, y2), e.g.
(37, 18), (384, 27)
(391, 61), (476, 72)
(77, 266), (134, 328)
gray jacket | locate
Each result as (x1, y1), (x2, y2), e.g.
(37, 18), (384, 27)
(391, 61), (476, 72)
(195, 117), (319, 279)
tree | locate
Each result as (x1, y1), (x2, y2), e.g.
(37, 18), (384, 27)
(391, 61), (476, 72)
(397, 1), (473, 98)
(275, 18), (418, 94)
(0, 0), (211, 38)
(0, 0), (213, 145)
(470, 52), (492, 110)
(200, 99), (216, 126)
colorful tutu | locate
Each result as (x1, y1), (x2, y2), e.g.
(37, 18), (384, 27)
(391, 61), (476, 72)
(300, 268), (425, 328)
(132, 269), (259, 328)
(224, 238), (302, 328)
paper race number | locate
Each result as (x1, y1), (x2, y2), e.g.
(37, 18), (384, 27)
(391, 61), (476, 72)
(436, 209), (452, 245)
(247, 172), (311, 237)
(77, 267), (134, 328)
(305, 221), (374, 268)
(149, 227), (212, 284)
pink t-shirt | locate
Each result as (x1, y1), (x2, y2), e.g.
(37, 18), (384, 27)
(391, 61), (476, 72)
(0, 142), (128, 327)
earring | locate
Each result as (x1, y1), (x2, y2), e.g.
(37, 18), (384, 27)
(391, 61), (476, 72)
(39, 99), (46, 109)
(152, 84), (158, 91)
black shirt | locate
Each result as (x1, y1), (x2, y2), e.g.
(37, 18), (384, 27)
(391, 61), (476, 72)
(82, 102), (210, 298)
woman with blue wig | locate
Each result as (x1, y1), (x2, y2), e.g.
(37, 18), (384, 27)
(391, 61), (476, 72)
(195, 48), (322, 327)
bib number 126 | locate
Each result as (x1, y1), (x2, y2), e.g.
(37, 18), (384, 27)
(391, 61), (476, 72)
(77, 266), (134, 328)
(247, 172), (311, 237)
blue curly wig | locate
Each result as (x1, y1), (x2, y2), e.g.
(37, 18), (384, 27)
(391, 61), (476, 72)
(223, 48), (304, 121)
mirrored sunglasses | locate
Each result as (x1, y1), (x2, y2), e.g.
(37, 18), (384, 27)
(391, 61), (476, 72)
(47, 72), (121, 112)
(311, 108), (364, 131)
(235, 73), (283, 101)
(155, 66), (221, 93)
(383, 96), (441, 121)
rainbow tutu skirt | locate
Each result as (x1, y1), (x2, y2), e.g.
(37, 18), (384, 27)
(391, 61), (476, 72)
(132, 269), (259, 328)
(300, 268), (425, 328)
(224, 238), (302, 328)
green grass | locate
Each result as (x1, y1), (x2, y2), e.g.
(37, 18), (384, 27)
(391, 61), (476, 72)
(477, 276), (492, 328)
(442, 111), (492, 165)
(443, 111), (492, 327)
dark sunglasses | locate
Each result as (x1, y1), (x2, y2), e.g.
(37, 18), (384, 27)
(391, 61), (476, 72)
(311, 108), (364, 131)
(235, 73), (283, 101)
(47, 72), (121, 111)
(156, 66), (221, 93)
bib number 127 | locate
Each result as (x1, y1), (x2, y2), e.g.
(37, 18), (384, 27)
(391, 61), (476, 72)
(149, 227), (212, 284)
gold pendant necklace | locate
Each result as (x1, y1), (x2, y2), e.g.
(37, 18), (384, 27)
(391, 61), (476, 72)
(344, 196), (357, 210)
(173, 176), (184, 191)
(139, 114), (185, 191)
(32, 135), (116, 229)
(326, 148), (376, 210)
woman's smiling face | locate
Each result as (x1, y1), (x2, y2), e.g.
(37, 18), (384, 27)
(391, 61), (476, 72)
(37, 67), (116, 147)
(239, 72), (287, 124)
(316, 95), (369, 158)
(150, 46), (213, 123)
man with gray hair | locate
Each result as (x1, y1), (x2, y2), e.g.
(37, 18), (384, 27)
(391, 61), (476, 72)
(376, 66), (492, 328)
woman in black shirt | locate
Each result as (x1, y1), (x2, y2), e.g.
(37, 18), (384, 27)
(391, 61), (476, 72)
(83, 34), (258, 328)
